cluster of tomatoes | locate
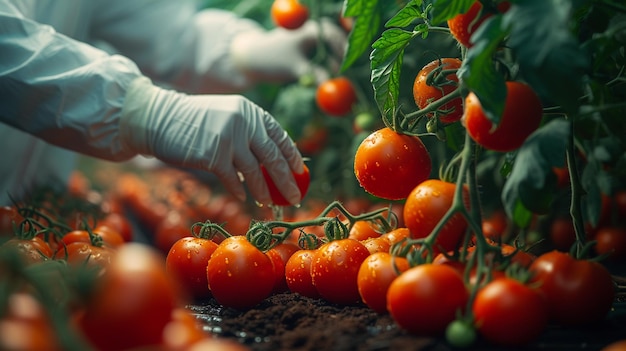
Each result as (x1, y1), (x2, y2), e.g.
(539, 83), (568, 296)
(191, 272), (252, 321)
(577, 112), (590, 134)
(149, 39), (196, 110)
(0, 173), (253, 351)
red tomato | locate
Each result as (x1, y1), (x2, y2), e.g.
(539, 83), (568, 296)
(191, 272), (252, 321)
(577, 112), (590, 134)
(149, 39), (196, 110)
(472, 278), (548, 346)
(80, 244), (180, 351)
(0, 293), (63, 351)
(162, 308), (207, 350)
(594, 226), (626, 262)
(354, 128), (432, 200)
(403, 179), (469, 254)
(615, 190), (626, 219)
(267, 242), (300, 293)
(357, 252), (409, 313)
(0, 205), (23, 238)
(98, 212), (133, 242)
(206, 236), (275, 309)
(601, 340), (626, 351)
(315, 77), (357, 116)
(1, 236), (52, 265)
(284, 249), (320, 298)
(387, 264), (468, 335)
(529, 250), (615, 326)
(549, 217), (576, 251)
(55, 241), (114, 271)
(361, 236), (392, 255)
(262, 164), (310, 207)
(92, 226), (125, 248)
(310, 238), (371, 305)
(296, 122), (328, 156)
(463, 81), (543, 152)
(481, 210), (508, 240)
(166, 236), (219, 300)
(447, 2), (489, 48)
(154, 212), (193, 254)
(413, 58), (463, 124)
(271, 0), (309, 30)
(348, 220), (381, 241)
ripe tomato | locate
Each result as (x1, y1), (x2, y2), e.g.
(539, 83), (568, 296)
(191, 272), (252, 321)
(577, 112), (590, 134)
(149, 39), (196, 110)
(315, 77), (357, 116)
(0, 205), (23, 239)
(166, 236), (219, 300)
(310, 238), (371, 305)
(162, 308), (207, 349)
(267, 242), (300, 293)
(403, 179), (468, 254)
(413, 58), (463, 124)
(154, 212), (194, 254)
(463, 81), (543, 152)
(594, 226), (626, 262)
(271, 0), (309, 30)
(0, 293), (63, 351)
(549, 217), (576, 251)
(357, 252), (409, 313)
(447, 2), (489, 48)
(98, 212), (133, 242)
(284, 249), (320, 298)
(55, 241), (114, 271)
(387, 264), (468, 335)
(80, 244), (180, 351)
(601, 340), (626, 351)
(262, 164), (310, 207)
(296, 122), (328, 156)
(361, 236), (392, 254)
(354, 128), (432, 200)
(1, 236), (52, 265)
(348, 220), (381, 241)
(481, 209), (508, 241)
(206, 236), (275, 309)
(529, 250), (615, 326)
(472, 278), (548, 346)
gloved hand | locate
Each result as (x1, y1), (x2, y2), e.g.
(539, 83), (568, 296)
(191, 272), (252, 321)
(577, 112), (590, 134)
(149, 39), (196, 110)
(230, 18), (347, 85)
(119, 77), (305, 205)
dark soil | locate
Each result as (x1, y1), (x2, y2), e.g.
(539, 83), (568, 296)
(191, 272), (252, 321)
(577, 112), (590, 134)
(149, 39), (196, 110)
(189, 283), (626, 351)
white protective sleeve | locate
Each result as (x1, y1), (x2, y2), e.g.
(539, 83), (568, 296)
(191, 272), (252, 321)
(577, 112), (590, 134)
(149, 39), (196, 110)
(0, 2), (143, 162)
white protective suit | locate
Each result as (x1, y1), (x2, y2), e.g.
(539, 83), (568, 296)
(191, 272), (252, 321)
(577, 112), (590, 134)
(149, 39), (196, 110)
(0, 0), (345, 206)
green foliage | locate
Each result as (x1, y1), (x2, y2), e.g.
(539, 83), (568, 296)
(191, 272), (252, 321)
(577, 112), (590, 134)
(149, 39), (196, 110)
(340, 0), (383, 71)
(501, 119), (570, 226)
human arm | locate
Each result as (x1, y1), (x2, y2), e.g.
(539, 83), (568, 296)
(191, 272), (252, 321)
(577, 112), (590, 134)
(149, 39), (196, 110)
(0, 3), (304, 205)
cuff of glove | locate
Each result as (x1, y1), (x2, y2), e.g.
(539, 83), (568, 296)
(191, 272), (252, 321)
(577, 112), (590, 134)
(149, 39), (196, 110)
(119, 77), (161, 157)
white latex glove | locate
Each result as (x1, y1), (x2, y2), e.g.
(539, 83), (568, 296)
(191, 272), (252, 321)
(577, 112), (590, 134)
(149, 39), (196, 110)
(230, 18), (347, 85)
(120, 77), (305, 205)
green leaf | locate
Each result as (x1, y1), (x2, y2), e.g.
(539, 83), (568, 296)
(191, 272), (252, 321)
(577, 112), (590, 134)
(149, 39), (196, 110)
(430, 0), (474, 25)
(501, 119), (570, 219)
(503, 0), (589, 113)
(385, 0), (424, 28)
(270, 84), (316, 140)
(340, 0), (382, 72)
(457, 15), (508, 124)
(370, 28), (415, 125)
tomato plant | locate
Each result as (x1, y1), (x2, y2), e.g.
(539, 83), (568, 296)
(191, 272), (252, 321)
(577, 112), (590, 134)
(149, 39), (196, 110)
(529, 250), (615, 326)
(463, 81), (544, 152)
(472, 278), (548, 346)
(310, 238), (370, 305)
(403, 179), (468, 253)
(387, 263), (468, 336)
(354, 127), (432, 200)
(412, 58), (463, 124)
(357, 252), (409, 314)
(271, 0), (309, 30)
(315, 77), (357, 116)
(206, 235), (275, 309)
(262, 163), (310, 206)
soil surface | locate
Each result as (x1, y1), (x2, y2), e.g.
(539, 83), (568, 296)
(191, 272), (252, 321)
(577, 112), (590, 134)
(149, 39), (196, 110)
(189, 281), (626, 351)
